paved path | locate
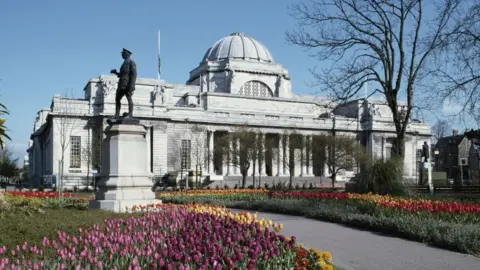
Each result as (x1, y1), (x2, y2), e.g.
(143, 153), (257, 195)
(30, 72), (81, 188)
(232, 209), (480, 270)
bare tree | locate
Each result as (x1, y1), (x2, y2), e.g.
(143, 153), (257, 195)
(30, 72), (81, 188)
(287, 0), (461, 159)
(248, 129), (267, 189)
(431, 119), (452, 142)
(53, 90), (83, 198)
(189, 124), (208, 188)
(81, 124), (102, 191)
(433, 3), (480, 125)
(313, 134), (368, 187)
(217, 127), (257, 188)
(255, 132), (266, 189)
(272, 130), (305, 189)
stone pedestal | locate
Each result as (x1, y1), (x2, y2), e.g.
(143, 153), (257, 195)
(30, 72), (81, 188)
(422, 161), (434, 195)
(89, 122), (161, 212)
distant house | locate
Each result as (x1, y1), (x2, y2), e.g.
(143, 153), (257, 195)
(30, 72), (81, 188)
(434, 129), (472, 183)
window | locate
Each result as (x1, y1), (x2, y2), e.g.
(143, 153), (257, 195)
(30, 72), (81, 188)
(70, 136), (81, 168)
(181, 139), (191, 169)
(238, 80), (273, 97)
(385, 146), (392, 160)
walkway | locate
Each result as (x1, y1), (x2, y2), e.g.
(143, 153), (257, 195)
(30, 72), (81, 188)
(232, 210), (480, 270)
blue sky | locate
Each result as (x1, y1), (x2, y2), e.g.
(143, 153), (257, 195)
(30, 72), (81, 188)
(0, 0), (474, 165)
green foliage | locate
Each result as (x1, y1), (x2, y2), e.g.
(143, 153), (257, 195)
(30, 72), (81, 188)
(3, 194), (45, 210)
(356, 158), (407, 196)
(0, 103), (11, 150)
(0, 147), (18, 177)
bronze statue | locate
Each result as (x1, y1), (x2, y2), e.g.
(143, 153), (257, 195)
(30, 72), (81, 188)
(110, 48), (137, 119)
(422, 141), (430, 161)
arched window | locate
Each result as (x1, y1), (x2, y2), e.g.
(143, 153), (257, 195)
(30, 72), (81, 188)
(238, 80), (273, 97)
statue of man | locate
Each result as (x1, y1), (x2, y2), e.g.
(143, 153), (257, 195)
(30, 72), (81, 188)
(422, 141), (430, 162)
(110, 48), (137, 118)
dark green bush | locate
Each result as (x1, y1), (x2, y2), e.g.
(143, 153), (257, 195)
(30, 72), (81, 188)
(356, 158), (407, 196)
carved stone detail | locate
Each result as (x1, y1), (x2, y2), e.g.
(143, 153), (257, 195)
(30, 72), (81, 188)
(265, 115), (279, 120)
(101, 79), (116, 98)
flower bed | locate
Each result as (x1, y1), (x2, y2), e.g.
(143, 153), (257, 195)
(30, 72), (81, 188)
(0, 203), (333, 269)
(274, 191), (480, 215)
(2, 191), (92, 210)
(157, 189), (269, 202)
(158, 190), (480, 255)
(5, 191), (78, 198)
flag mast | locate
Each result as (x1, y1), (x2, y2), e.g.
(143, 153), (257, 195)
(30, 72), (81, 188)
(158, 30), (161, 82)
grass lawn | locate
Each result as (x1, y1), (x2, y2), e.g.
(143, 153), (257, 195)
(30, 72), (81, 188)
(0, 208), (131, 252)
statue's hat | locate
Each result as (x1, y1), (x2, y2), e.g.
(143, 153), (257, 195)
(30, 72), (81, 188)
(122, 48), (132, 55)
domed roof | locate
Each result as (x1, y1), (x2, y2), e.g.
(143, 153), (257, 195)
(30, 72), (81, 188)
(201, 32), (274, 63)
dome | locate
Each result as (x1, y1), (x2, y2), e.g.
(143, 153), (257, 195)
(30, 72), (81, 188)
(201, 32), (274, 63)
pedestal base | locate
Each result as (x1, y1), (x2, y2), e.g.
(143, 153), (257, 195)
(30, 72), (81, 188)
(89, 199), (162, 213)
(89, 122), (161, 213)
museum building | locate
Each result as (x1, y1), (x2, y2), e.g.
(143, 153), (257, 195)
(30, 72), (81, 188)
(27, 32), (431, 189)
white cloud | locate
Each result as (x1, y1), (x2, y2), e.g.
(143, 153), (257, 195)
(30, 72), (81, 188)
(442, 101), (463, 116)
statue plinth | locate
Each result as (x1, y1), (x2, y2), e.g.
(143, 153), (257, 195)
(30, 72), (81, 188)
(421, 160), (434, 195)
(89, 121), (161, 212)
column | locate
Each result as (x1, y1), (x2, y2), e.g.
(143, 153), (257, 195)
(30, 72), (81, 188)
(249, 134), (256, 176)
(227, 137), (233, 176)
(145, 126), (151, 173)
(277, 134), (283, 176)
(235, 137), (240, 176)
(301, 136), (307, 176)
(284, 135), (289, 175)
(208, 131), (214, 175)
(260, 133), (266, 176)
(307, 136), (313, 176)
(323, 147), (330, 177)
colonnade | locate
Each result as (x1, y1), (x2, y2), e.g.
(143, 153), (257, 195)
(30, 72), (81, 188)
(206, 130), (330, 177)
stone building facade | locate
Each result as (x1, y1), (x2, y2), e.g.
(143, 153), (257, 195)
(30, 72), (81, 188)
(27, 32), (431, 189)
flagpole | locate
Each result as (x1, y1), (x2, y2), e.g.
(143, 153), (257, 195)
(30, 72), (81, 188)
(158, 30), (161, 82)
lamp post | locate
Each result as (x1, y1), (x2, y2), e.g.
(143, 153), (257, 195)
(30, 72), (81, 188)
(434, 150), (439, 171)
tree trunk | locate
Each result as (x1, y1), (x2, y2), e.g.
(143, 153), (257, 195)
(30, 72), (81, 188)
(289, 174), (293, 190)
(331, 171), (336, 188)
(252, 162), (256, 188)
(59, 152), (65, 199)
(242, 174), (247, 189)
(393, 134), (406, 158)
(86, 166), (90, 192)
(258, 169), (262, 189)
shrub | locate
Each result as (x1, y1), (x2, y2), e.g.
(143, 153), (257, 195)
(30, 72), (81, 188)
(224, 184), (229, 190)
(234, 184), (238, 189)
(356, 157), (407, 196)
(248, 185), (255, 189)
(39, 185), (44, 192)
(3, 194), (45, 210)
(309, 183), (314, 189)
